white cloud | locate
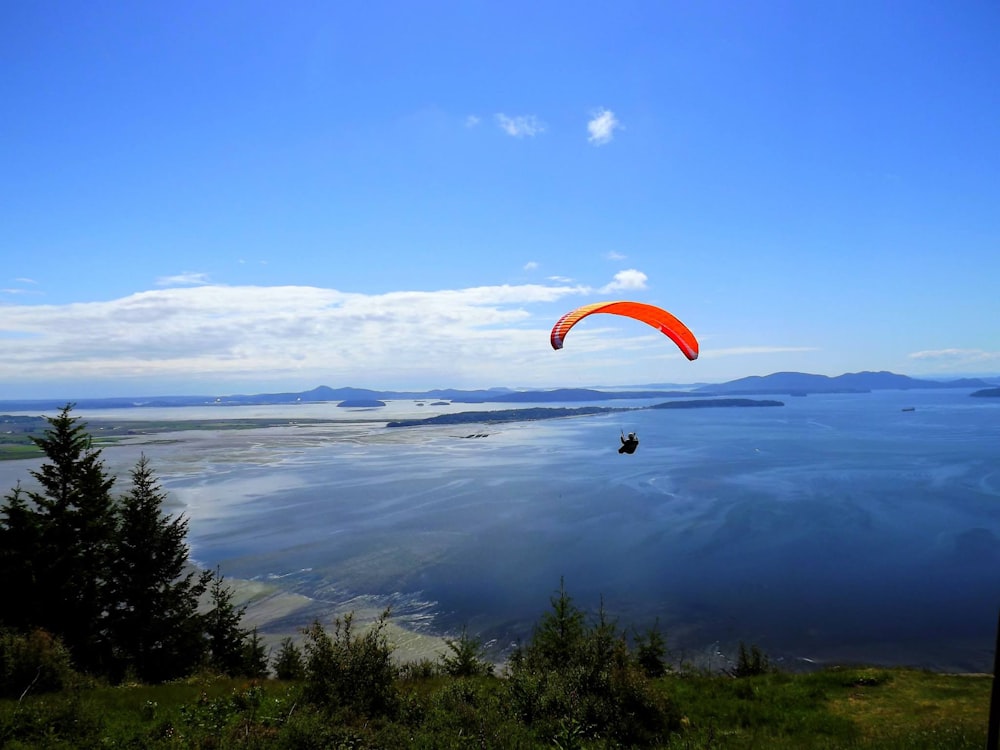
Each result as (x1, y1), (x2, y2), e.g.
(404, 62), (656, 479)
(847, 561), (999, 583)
(548, 275), (574, 283)
(605, 250), (626, 261)
(465, 115), (481, 127)
(599, 269), (647, 293)
(0, 282), (594, 392)
(495, 113), (545, 138)
(587, 108), (621, 145)
(908, 348), (1000, 361)
(157, 272), (211, 287)
(523, 261), (539, 271)
(1, 278), (42, 296)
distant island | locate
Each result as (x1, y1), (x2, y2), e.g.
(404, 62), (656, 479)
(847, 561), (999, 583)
(650, 398), (784, 410)
(0, 371), (995, 412)
(386, 398), (783, 428)
(336, 399), (386, 408)
(971, 388), (1000, 398)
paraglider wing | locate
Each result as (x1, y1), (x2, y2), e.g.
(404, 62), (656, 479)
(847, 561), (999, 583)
(549, 301), (699, 360)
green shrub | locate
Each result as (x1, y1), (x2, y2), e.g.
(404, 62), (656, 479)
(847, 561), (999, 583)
(272, 637), (305, 681)
(730, 641), (771, 678)
(0, 628), (79, 698)
(439, 626), (494, 678)
(301, 609), (398, 719)
(505, 581), (682, 746)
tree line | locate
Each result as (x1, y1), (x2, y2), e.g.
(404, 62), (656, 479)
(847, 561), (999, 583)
(0, 404), (263, 686)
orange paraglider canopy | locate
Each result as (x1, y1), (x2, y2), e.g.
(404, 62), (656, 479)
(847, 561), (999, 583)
(550, 301), (699, 360)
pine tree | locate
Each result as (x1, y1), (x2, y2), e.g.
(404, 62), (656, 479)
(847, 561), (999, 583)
(241, 627), (270, 678)
(108, 454), (212, 682)
(0, 484), (42, 630)
(634, 620), (668, 678)
(204, 569), (250, 676)
(272, 637), (305, 680)
(529, 577), (586, 670)
(26, 405), (117, 673)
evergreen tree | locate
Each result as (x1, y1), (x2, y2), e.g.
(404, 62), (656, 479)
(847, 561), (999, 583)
(108, 454), (212, 682)
(0, 484), (42, 630)
(440, 625), (494, 677)
(633, 620), (668, 678)
(204, 569), (250, 676)
(528, 577), (586, 670)
(26, 405), (117, 673)
(241, 627), (270, 679)
(272, 637), (305, 680)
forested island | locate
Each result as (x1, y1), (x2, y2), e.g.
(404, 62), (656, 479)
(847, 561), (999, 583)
(971, 387), (1000, 397)
(385, 398), (783, 428)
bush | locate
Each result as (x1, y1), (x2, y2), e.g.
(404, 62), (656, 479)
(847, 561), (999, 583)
(301, 609), (398, 719)
(0, 628), (79, 698)
(504, 582), (682, 746)
(272, 637), (305, 681)
(439, 626), (494, 678)
(730, 641), (771, 678)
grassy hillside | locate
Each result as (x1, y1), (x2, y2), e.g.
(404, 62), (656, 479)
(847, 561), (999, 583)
(1, 666), (990, 748)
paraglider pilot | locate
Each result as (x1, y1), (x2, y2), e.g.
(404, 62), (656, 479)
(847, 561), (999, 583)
(619, 431), (639, 455)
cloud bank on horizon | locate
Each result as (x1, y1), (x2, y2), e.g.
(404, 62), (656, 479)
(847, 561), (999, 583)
(2, 267), (997, 399)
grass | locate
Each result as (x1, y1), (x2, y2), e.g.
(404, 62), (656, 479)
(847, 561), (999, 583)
(0, 667), (991, 748)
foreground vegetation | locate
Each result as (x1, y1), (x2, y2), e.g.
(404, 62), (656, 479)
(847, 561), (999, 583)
(1, 406), (993, 747)
(0, 660), (989, 748)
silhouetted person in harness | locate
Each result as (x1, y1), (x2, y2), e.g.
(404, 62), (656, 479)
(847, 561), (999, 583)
(619, 431), (639, 454)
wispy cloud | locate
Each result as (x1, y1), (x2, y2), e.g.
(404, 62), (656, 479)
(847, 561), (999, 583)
(908, 348), (1000, 365)
(495, 113), (546, 138)
(523, 261), (539, 271)
(599, 269), (647, 293)
(465, 115), (481, 128)
(587, 108), (621, 145)
(605, 250), (626, 261)
(909, 348), (997, 360)
(548, 275), (574, 283)
(156, 272), (211, 287)
(1, 278), (42, 296)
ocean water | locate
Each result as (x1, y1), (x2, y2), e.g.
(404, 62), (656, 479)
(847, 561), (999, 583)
(3, 389), (999, 670)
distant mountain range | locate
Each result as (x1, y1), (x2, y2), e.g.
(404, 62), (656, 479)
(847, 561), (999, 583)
(1, 371), (996, 411)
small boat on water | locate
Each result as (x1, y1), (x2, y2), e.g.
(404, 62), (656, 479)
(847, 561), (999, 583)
(901, 407), (916, 412)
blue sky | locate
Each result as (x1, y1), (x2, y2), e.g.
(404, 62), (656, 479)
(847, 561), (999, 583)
(2, 1), (998, 398)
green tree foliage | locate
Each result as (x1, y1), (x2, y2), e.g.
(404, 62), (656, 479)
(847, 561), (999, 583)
(527, 577), (586, 671)
(271, 637), (305, 680)
(242, 627), (270, 679)
(0, 484), (41, 632)
(633, 619), (669, 678)
(107, 454), (212, 682)
(23, 405), (118, 673)
(204, 570), (251, 677)
(0, 405), (257, 685)
(440, 625), (495, 677)
(506, 579), (681, 746)
(302, 609), (398, 718)
(730, 641), (771, 677)
(0, 628), (78, 699)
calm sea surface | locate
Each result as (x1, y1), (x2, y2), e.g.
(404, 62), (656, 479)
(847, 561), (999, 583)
(4, 390), (999, 671)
